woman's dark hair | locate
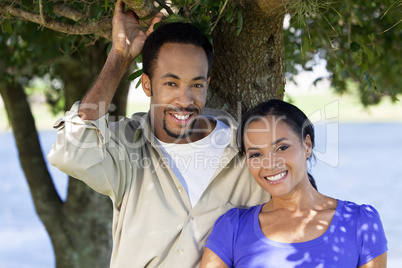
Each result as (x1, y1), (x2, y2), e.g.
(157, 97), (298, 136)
(237, 99), (318, 190)
(142, 22), (214, 79)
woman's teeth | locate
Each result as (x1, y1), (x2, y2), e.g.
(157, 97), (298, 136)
(265, 171), (287, 181)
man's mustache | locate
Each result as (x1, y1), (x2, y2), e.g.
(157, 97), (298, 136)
(163, 106), (200, 114)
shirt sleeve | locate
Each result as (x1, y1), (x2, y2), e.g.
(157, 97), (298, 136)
(47, 101), (132, 204)
(356, 204), (388, 266)
(205, 208), (240, 268)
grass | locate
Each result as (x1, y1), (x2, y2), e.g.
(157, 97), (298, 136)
(285, 90), (402, 123)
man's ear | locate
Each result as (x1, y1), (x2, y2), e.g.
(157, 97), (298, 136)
(142, 73), (152, 97)
(304, 134), (312, 159)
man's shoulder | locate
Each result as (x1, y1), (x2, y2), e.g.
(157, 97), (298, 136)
(109, 112), (150, 143)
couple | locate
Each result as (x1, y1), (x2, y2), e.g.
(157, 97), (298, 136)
(48, 1), (387, 267)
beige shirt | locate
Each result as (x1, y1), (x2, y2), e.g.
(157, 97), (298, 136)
(48, 102), (270, 268)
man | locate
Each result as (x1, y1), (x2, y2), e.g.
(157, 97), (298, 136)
(48, 0), (269, 267)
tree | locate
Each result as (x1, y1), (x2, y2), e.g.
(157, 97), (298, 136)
(1, 0), (401, 267)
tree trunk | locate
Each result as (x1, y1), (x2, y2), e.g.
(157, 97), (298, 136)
(208, 0), (285, 118)
(1, 41), (131, 267)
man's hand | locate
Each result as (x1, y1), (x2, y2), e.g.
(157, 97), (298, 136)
(78, 0), (162, 120)
(112, 0), (163, 68)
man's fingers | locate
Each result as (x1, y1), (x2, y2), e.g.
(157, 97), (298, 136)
(145, 13), (163, 36)
(115, 0), (123, 13)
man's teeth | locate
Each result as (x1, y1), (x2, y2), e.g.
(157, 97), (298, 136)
(265, 171), (287, 181)
(173, 114), (190, 120)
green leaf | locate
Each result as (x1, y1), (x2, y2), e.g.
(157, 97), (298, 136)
(190, 4), (200, 15)
(277, 86), (284, 96)
(127, 69), (143, 82)
(135, 78), (142, 88)
(2, 20), (13, 34)
(105, 0), (109, 12)
(218, 1), (223, 12)
(350, 41), (361, 52)
(236, 8), (243, 36)
(363, 72), (373, 91)
(164, 14), (186, 24)
(225, 6), (234, 23)
(363, 44), (374, 63)
(135, 54), (143, 63)
(153, 22), (161, 31)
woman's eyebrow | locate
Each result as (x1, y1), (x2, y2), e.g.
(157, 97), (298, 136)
(246, 147), (261, 152)
(271, 137), (288, 145)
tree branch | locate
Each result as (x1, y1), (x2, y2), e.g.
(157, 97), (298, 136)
(123, 0), (159, 28)
(0, 82), (63, 222)
(53, 3), (86, 22)
(0, 4), (112, 40)
(155, 0), (174, 15)
(39, 0), (46, 25)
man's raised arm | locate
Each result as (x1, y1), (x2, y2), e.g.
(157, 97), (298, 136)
(78, 0), (162, 120)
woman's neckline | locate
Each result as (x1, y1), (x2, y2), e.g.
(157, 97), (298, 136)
(253, 199), (343, 248)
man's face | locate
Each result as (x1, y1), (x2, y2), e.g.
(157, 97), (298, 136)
(142, 43), (210, 143)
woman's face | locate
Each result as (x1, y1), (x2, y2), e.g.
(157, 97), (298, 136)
(244, 115), (312, 197)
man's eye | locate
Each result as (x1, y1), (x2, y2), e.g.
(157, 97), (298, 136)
(165, 82), (176, 87)
(192, 84), (204, 89)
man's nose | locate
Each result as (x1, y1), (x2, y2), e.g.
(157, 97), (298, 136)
(174, 86), (194, 107)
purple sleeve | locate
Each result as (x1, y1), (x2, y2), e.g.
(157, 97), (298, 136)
(205, 208), (240, 268)
(357, 204), (388, 266)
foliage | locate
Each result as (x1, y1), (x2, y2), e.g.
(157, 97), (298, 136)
(284, 0), (402, 106)
(126, 0), (244, 84)
(1, 0), (401, 107)
(0, 0), (113, 114)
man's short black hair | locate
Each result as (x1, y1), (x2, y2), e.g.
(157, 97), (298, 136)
(142, 22), (214, 79)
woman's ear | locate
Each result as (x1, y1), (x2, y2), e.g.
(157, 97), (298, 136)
(304, 134), (312, 159)
(142, 73), (152, 97)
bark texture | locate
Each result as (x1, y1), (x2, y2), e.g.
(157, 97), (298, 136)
(0, 42), (132, 267)
(1, 0), (287, 267)
(208, 0), (285, 118)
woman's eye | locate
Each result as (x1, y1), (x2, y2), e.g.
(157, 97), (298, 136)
(248, 153), (261, 158)
(277, 145), (289, 152)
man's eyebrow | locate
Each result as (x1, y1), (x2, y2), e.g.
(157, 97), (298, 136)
(161, 74), (208, 82)
(192, 76), (208, 82)
(162, 73), (180, 79)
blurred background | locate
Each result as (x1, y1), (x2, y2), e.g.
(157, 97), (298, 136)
(1, 73), (401, 267)
(1, 1), (401, 267)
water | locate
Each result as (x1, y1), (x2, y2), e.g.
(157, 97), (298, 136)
(0, 123), (401, 268)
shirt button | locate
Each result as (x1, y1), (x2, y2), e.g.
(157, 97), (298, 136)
(189, 216), (194, 222)
(178, 186), (184, 193)
(177, 249), (184, 255)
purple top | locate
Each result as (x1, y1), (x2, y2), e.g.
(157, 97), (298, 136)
(206, 200), (388, 268)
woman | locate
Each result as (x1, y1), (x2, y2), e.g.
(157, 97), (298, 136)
(200, 100), (388, 268)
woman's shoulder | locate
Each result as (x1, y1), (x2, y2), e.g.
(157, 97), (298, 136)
(338, 200), (383, 224)
(217, 204), (263, 225)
